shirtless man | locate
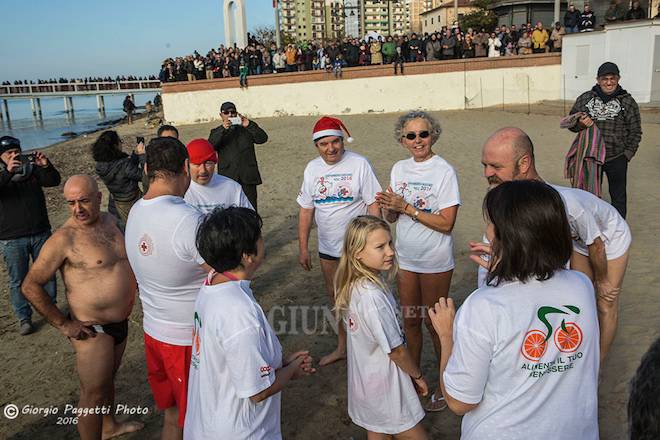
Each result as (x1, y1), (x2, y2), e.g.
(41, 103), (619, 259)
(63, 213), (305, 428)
(22, 175), (143, 440)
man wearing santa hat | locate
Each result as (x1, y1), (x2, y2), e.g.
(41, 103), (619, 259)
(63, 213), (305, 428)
(184, 139), (253, 213)
(297, 116), (382, 366)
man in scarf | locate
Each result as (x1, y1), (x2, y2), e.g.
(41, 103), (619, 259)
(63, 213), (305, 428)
(568, 62), (641, 218)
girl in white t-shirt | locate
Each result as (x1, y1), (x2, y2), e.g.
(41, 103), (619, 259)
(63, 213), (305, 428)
(184, 207), (316, 440)
(376, 111), (460, 411)
(335, 215), (429, 439)
(429, 181), (600, 440)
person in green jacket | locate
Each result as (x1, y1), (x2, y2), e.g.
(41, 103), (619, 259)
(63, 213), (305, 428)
(382, 36), (397, 64)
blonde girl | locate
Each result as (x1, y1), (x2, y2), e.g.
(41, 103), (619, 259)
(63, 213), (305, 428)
(335, 215), (428, 440)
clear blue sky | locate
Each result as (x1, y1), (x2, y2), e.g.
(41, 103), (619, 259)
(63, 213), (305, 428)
(0, 0), (275, 81)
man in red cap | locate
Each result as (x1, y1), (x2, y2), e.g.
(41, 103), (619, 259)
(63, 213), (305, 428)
(297, 116), (382, 366)
(184, 139), (253, 212)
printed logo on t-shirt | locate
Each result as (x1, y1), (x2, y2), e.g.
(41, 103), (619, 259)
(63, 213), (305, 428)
(586, 96), (623, 121)
(313, 174), (354, 205)
(260, 365), (273, 378)
(138, 234), (153, 256)
(394, 181), (434, 212)
(191, 312), (202, 369)
(347, 313), (359, 333)
(520, 305), (585, 378)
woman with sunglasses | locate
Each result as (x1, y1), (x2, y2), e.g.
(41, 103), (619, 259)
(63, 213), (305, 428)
(376, 111), (460, 412)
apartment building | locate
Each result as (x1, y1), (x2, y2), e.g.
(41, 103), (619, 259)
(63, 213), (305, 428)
(360, 0), (411, 36)
(279, 0), (346, 41)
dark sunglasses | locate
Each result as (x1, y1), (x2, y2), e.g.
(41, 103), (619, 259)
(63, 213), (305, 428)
(221, 110), (237, 115)
(404, 131), (430, 140)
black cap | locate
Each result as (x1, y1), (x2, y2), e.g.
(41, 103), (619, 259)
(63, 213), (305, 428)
(220, 101), (236, 113)
(597, 62), (620, 78)
(0, 136), (21, 155)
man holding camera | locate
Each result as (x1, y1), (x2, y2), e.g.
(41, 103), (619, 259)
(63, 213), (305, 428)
(0, 136), (61, 335)
(208, 101), (268, 210)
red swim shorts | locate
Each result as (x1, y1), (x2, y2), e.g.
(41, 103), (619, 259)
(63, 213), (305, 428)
(144, 332), (192, 427)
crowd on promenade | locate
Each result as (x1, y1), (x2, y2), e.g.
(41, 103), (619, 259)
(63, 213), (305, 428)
(160, 2), (658, 83)
(1, 76), (160, 94)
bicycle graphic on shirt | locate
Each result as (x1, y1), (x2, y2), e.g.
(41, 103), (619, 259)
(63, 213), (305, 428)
(521, 305), (584, 361)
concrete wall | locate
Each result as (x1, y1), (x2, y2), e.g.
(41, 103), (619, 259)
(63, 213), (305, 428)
(162, 59), (561, 125)
(561, 20), (660, 103)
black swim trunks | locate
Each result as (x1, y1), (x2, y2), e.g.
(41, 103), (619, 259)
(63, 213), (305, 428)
(67, 313), (129, 346)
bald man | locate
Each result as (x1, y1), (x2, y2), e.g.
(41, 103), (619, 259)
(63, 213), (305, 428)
(473, 127), (631, 361)
(22, 175), (143, 440)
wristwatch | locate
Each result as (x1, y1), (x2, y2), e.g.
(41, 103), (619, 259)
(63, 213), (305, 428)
(411, 208), (420, 222)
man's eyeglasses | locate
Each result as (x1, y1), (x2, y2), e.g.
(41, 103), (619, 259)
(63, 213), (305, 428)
(404, 131), (430, 140)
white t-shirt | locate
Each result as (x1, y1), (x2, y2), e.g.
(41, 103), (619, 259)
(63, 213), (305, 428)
(297, 150), (382, 257)
(345, 280), (425, 434)
(552, 184), (631, 259)
(446, 270), (599, 440)
(184, 173), (253, 213)
(125, 195), (206, 345)
(184, 279), (283, 440)
(390, 155), (460, 273)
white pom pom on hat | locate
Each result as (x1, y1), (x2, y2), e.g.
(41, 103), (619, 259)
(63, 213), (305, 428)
(312, 116), (354, 143)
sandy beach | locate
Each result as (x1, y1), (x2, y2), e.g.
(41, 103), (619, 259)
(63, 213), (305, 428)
(1, 106), (658, 439)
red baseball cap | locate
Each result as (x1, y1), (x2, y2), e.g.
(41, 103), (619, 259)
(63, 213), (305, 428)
(186, 139), (218, 165)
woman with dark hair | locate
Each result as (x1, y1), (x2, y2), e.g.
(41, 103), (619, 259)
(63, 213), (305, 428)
(184, 207), (315, 439)
(429, 180), (600, 439)
(92, 130), (144, 226)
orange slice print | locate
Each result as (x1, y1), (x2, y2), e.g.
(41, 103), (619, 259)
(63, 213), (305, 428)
(521, 329), (548, 361)
(554, 322), (583, 353)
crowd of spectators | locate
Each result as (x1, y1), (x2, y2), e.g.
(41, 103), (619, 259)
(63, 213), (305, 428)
(161, 2), (655, 83)
(1, 76), (159, 94)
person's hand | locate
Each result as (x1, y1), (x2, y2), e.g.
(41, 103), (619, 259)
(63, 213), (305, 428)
(135, 141), (145, 155)
(596, 279), (620, 303)
(222, 118), (232, 129)
(299, 248), (312, 271)
(578, 114), (594, 129)
(375, 187), (408, 214)
(4, 151), (22, 173)
(285, 350), (309, 366)
(33, 151), (49, 168)
(468, 241), (492, 269)
(240, 113), (250, 128)
(290, 354), (316, 379)
(413, 375), (429, 397)
(428, 298), (456, 340)
(58, 318), (97, 340)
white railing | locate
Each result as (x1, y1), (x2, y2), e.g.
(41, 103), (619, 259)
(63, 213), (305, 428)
(0, 80), (162, 96)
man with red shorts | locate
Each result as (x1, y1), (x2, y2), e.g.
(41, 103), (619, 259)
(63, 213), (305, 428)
(125, 137), (208, 440)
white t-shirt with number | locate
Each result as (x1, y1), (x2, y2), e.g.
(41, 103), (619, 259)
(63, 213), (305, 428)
(184, 279), (283, 440)
(345, 280), (425, 434)
(184, 173), (253, 213)
(390, 155), (460, 273)
(125, 195), (206, 346)
(297, 150), (382, 257)
(446, 269), (599, 440)
(551, 184), (631, 259)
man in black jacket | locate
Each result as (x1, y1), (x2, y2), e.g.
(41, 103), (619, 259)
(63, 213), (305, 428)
(564, 3), (582, 33)
(208, 101), (268, 210)
(569, 62), (642, 218)
(0, 136), (61, 334)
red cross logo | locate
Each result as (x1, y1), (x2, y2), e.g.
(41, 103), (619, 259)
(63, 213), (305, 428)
(348, 313), (358, 332)
(138, 234), (153, 256)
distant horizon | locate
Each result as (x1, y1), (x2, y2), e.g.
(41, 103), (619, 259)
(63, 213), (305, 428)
(0, 0), (275, 82)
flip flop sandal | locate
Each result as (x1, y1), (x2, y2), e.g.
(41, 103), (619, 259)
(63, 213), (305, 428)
(425, 392), (448, 412)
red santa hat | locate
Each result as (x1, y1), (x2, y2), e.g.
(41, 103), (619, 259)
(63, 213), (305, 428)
(186, 139), (218, 165)
(312, 116), (353, 143)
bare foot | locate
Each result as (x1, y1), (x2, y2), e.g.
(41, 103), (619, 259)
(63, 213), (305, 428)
(319, 348), (346, 366)
(102, 420), (144, 440)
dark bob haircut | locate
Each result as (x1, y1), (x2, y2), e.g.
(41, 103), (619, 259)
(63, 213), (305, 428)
(484, 180), (572, 286)
(628, 337), (660, 440)
(92, 130), (127, 162)
(146, 136), (188, 182)
(196, 207), (263, 273)
(157, 124), (179, 138)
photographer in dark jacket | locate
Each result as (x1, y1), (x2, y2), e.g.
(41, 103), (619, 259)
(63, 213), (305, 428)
(208, 101), (268, 210)
(92, 130), (145, 228)
(0, 136), (60, 335)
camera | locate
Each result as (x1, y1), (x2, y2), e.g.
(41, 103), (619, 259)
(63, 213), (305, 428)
(19, 153), (36, 163)
(136, 136), (145, 144)
(229, 116), (242, 126)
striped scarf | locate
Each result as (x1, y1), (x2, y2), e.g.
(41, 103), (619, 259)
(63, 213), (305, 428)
(561, 116), (606, 197)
